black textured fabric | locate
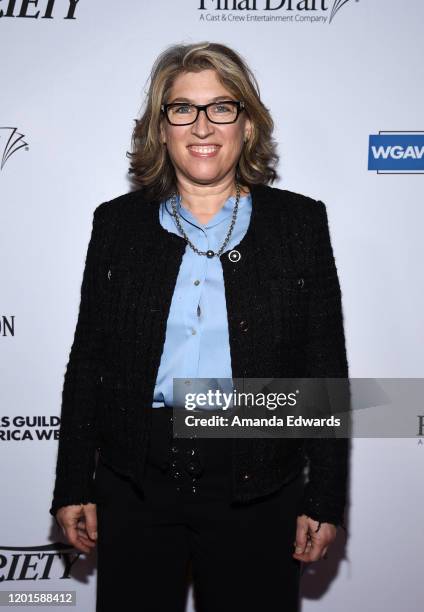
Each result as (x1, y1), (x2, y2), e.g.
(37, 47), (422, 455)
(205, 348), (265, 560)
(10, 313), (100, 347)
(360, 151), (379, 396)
(49, 183), (350, 527)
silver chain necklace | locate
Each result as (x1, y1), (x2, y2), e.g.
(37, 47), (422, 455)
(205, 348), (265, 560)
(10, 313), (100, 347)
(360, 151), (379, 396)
(170, 182), (241, 259)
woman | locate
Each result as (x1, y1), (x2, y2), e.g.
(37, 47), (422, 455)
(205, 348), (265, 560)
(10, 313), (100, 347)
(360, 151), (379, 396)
(49, 41), (349, 612)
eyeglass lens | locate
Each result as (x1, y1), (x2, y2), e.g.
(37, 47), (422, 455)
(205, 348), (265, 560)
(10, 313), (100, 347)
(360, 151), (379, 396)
(167, 102), (238, 124)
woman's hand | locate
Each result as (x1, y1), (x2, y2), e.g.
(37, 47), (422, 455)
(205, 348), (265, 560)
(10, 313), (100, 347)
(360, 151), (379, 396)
(55, 503), (98, 554)
(292, 514), (337, 562)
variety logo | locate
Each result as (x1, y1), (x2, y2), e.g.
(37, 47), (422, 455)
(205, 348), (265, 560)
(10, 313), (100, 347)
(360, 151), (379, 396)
(198, 0), (358, 24)
(0, 128), (28, 171)
(368, 132), (424, 174)
(0, 543), (81, 581)
(0, 0), (81, 19)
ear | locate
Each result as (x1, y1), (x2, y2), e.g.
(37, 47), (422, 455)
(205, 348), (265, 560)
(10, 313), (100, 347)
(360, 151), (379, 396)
(160, 119), (166, 145)
(244, 115), (252, 142)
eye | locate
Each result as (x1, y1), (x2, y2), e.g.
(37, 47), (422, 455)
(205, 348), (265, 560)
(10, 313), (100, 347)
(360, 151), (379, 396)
(213, 103), (234, 113)
(172, 104), (193, 114)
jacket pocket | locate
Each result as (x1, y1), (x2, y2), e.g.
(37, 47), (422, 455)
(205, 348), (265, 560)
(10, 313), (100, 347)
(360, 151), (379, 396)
(98, 260), (143, 339)
(100, 261), (137, 289)
(269, 275), (310, 344)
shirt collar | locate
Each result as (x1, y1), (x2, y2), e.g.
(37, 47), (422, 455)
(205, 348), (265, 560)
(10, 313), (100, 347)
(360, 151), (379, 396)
(164, 192), (251, 231)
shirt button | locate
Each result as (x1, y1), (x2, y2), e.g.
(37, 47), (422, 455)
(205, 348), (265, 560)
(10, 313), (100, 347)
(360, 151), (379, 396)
(243, 473), (251, 480)
(171, 445), (179, 454)
(191, 328), (197, 335)
(297, 278), (305, 288)
(194, 280), (200, 285)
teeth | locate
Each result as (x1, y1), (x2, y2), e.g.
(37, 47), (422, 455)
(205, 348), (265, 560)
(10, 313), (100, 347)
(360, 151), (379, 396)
(189, 146), (219, 153)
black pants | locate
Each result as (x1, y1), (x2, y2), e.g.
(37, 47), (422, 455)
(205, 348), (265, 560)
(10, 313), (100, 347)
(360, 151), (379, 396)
(95, 409), (304, 612)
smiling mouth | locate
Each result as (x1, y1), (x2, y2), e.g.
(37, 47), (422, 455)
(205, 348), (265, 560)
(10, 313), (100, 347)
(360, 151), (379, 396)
(187, 145), (221, 154)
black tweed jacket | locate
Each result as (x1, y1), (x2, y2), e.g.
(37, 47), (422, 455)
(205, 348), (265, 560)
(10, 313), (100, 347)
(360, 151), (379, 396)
(49, 183), (350, 526)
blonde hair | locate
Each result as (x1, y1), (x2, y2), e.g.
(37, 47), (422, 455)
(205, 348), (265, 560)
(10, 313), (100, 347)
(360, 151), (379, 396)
(127, 41), (280, 202)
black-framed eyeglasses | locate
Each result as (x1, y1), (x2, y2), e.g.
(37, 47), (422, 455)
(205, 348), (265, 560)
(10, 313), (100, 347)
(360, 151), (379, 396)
(160, 100), (245, 126)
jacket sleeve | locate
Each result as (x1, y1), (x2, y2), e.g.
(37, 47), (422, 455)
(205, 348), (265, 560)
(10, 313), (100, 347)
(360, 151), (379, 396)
(49, 202), (108, 518)
(297, 200), (350, 527)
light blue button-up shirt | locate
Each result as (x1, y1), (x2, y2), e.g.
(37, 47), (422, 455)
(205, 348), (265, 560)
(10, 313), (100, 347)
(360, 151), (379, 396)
(152, 191), (252, 408)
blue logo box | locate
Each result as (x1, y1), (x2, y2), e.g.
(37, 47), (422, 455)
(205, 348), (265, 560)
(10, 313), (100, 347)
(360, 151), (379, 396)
(368, 133), (424, 172)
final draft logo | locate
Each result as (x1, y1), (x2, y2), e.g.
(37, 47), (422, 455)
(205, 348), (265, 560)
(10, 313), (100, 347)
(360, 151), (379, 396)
(0, 127), (28, 171)
(198, 0), (358, 24)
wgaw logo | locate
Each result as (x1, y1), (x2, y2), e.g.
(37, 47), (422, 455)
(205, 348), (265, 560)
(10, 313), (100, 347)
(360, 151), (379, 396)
(0, 128), (28, 171)
(198, 0), (358, 24)
(368, 131), (424, 174)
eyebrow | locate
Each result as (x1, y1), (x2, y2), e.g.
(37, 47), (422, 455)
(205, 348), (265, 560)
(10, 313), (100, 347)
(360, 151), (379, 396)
(168, 95), (236, 104)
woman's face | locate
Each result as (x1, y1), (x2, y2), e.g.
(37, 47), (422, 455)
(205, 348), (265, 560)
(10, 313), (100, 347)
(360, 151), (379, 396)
(160, 69), (251, 189)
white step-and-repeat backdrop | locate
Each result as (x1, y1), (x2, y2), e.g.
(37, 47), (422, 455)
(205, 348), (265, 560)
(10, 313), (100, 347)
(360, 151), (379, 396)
(2, 1), (423, 610)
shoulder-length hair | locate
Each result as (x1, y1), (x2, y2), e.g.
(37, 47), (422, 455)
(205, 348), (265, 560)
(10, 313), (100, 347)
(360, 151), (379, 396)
(127, 41), (280, 203)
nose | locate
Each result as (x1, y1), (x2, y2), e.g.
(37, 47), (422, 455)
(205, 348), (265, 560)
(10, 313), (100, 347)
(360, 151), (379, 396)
(191, 108), (214, 137)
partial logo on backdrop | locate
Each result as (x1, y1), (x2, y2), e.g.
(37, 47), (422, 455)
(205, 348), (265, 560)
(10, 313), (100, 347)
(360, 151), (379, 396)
(418, 415), (424, 438)
(198, 0), (358, 25)
(0, 543), (81, 583)
(1, 315), (15, 335)
(0, 415), (60, 441)
(0, 0), (81, 19)
(368, 131), (424, 174)
(0, 128), (28, 171)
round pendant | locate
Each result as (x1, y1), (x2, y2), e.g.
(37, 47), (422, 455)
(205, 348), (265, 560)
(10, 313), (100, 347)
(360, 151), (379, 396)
(206, 250), (215, 258)
(228, 249), (241, 263)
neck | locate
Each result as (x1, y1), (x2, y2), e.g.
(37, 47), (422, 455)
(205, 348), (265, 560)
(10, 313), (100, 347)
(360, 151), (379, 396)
(175, 176), (249, 215)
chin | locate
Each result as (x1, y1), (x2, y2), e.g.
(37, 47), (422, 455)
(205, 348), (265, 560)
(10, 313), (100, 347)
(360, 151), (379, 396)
(185, 169), (223, 184)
